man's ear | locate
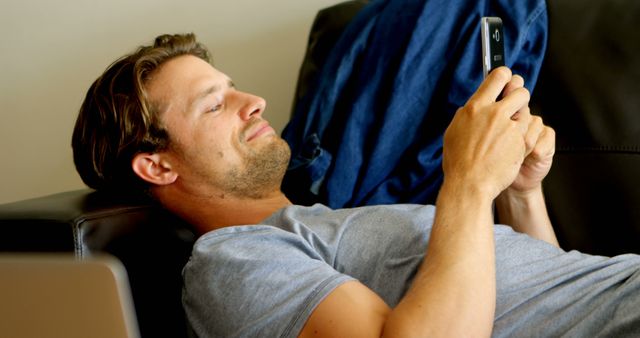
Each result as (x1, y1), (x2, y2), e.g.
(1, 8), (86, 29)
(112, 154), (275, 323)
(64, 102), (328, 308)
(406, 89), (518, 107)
(131, 153), (178, 186)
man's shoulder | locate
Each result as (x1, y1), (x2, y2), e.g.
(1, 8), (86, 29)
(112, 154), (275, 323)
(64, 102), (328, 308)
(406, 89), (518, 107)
(182, 217), (353, 337)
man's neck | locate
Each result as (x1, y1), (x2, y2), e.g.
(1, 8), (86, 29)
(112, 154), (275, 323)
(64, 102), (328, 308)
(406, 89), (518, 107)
(155, 186), (292, 234)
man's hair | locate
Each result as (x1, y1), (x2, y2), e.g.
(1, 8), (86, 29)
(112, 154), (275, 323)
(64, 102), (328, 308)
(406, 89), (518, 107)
(72, 33), (210, 193)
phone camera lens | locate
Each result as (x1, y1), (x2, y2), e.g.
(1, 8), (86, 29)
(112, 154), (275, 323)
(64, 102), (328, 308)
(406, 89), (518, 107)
(493, 29), (500, 42)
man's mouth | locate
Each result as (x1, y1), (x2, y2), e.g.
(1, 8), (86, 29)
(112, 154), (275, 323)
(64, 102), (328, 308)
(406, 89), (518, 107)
(245, 121), (275, 142)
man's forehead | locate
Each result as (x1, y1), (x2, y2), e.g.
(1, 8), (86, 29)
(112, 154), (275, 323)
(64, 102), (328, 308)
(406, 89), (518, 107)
(146, 55), (230, 112)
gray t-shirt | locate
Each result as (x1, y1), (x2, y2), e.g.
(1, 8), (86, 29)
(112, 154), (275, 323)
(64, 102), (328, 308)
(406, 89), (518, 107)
(182, 204), (640, 337)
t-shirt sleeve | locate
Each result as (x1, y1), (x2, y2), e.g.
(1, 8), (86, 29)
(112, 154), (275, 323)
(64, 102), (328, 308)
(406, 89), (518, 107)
(182, 225), (354, 338)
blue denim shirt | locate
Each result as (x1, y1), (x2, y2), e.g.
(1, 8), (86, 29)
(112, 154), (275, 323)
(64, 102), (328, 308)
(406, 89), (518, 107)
(282, 0), (548, 208)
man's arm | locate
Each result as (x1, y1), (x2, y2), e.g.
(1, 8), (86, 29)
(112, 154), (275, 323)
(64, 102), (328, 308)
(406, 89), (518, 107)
(493, 74), (559, 247)
(495, 186), (559, 247)
(300, 67), (534, 337)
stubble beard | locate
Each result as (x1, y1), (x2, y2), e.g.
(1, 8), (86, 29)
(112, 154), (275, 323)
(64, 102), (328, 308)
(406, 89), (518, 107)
(222, 135), (291, 199)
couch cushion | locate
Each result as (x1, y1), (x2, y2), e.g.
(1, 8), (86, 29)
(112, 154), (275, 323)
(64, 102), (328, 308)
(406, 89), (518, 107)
(532, 0), (640, 255)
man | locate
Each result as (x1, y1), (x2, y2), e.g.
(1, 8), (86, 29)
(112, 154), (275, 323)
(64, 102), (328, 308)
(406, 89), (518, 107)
(73, 33), (640, 337)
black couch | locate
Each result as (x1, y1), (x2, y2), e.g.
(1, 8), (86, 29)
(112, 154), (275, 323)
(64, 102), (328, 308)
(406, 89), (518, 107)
(1, 1), (639, 337)
(0, 190), (196, 337)
(292, 0), (640, 256)
(531, 0), (640, 255)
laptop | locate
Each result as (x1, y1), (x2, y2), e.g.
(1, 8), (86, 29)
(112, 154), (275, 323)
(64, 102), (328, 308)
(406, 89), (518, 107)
(0, 254), (140, 338)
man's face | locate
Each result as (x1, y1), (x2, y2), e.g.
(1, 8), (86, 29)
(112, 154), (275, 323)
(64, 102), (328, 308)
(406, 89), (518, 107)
(145, 55), (291, 199)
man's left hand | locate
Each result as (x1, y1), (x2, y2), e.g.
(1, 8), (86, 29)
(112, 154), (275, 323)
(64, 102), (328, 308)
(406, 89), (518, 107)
(509, 117), (555, 194)
(501, 76), (555, 195)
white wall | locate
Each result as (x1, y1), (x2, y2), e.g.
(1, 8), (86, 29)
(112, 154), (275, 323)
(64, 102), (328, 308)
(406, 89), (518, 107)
(0, 0), (341, 204)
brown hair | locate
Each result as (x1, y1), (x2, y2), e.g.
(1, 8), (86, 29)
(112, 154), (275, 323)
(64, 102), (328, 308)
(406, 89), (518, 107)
(72, 33), (210, 193)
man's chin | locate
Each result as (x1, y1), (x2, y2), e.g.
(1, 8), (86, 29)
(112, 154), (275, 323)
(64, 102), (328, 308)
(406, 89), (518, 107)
(260, 134), (291, 162)
(224, 137), (291, 199)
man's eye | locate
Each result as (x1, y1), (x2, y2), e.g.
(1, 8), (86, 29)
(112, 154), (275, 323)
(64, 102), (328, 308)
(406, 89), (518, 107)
(208, 104), (222, 113)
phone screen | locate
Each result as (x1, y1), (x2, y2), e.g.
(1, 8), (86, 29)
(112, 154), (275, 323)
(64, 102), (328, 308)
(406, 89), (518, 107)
(481, 17), (505, 77)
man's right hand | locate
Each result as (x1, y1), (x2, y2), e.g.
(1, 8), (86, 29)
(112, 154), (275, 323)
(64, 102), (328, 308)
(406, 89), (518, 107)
(442, 67), (532, 200)
(300, 67), (537, 338)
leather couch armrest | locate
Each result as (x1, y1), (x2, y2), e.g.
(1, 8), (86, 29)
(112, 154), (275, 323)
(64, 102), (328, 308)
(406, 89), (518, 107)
(0, 189), (197, 337)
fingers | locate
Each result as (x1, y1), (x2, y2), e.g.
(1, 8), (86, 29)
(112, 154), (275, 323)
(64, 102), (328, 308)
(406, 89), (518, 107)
(523, 115), (544, 156)
(529, 125), (556, 161)
(469, 66), (513, 104)
(498, 85), (530, 119)
(521, 114), (556, 162)
(468, 67), (530, 121)
(501, 73), (528, 115)
(495, 71), (530, 133)
(502, 74), (525, 97)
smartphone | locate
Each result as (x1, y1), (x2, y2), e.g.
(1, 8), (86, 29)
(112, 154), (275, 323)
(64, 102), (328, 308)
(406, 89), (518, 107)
(481, 17), (505, 78)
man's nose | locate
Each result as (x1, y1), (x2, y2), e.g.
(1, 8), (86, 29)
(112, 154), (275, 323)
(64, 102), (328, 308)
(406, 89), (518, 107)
(235, 91), (266, 120)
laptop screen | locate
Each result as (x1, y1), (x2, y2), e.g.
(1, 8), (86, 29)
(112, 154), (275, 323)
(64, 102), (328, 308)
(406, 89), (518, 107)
(0, 254), (140, 338)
